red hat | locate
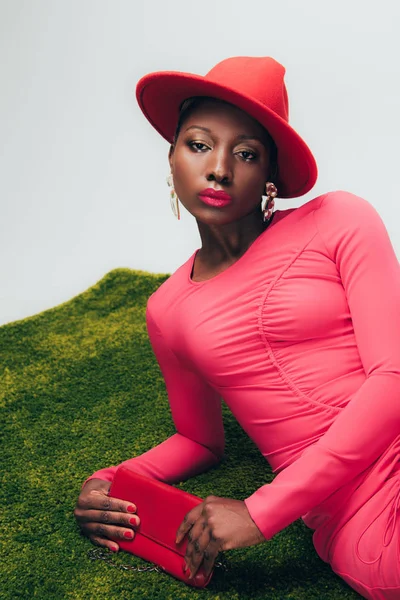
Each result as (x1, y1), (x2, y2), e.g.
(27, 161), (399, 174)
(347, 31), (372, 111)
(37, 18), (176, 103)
(136, 56), (317, 199)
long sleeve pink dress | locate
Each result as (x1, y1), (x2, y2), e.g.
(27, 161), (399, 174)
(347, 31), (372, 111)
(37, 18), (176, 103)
(87, 191), (400, 600)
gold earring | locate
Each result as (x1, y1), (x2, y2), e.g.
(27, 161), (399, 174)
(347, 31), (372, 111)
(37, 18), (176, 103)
(261, 182), (278, 223)
(166, 174), (180, 220)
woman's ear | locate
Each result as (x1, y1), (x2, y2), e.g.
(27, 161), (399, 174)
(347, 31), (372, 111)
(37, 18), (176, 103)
(168, 144), (174, 171)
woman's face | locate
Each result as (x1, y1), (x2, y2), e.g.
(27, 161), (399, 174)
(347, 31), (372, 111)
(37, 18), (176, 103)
(168, 99), (273, 226)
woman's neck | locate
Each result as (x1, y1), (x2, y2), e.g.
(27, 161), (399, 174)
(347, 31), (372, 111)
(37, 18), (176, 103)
(195, 209), (268, 265)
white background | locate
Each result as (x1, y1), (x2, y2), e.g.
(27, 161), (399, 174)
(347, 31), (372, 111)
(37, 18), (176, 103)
(1, 0), (400, 326)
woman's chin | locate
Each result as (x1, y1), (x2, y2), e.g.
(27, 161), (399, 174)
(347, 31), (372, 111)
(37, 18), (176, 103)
(195, 213), (240, 227)
(184, 204), (239, 226)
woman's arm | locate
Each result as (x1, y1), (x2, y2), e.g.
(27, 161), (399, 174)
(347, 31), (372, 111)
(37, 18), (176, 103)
(244, 191), (400, 539)
(75, 301), (225, 551)
(84, 303), (225, 486)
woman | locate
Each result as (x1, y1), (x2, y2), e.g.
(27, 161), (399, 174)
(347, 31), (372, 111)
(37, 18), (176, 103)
(74, 57), (400, 600)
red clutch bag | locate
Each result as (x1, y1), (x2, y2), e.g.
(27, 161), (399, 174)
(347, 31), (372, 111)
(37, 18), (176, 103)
(108, 465), (214, 588)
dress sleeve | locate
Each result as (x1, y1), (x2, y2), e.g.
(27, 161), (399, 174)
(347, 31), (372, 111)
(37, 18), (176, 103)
(84, 303), (225, 487)
(244, 191), (400, 539)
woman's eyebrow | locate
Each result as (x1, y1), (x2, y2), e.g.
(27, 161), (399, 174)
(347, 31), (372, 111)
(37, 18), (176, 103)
(184, 125), (211, 133)
(184, 126), (264, 144)
(235, 134), (265, 144)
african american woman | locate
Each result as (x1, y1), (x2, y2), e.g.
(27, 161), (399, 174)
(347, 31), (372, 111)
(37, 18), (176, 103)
(75, 57), (400, 600)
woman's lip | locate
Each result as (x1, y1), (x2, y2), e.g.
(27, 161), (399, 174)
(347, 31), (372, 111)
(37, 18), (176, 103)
(198, 188), (233, 207)
(198, 194), (232, 207)
(199, 188), (232, 201)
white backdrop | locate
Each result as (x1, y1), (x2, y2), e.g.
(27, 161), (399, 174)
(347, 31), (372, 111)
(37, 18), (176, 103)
(1, 0), (400, 326)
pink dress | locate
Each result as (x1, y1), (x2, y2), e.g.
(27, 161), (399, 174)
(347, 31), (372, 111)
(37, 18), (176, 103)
(88, 191), (400, 599)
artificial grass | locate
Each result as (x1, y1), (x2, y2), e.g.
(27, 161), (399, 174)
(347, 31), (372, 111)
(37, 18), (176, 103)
(0, 268), (362, 600)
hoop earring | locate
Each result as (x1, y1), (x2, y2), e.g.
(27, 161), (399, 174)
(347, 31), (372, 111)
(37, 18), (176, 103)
(261, 182), (278, 223)
(166, 174), (181, 220)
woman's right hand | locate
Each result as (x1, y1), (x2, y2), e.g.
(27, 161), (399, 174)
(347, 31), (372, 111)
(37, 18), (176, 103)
(74, 478), (140, 552)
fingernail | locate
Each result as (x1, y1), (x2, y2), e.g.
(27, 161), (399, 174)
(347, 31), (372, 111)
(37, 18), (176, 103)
(124, 531), (134, 539)
(110, 545), (118, 552)
(129, 517), (138, 526)
(127, 505), (136, 513)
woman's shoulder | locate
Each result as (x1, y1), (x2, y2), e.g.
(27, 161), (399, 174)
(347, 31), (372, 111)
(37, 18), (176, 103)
(146, 251), (195, 312)
(270, 190), (359, 230)
(271, 190), (385, 255)
(311, 189), (379, 216)
(312, 189), (383, 231)
(276, 190), (382, 239)
(309, 190), (391, 261)
(290, 189), (374, 215)
(272, 190), (358, 225)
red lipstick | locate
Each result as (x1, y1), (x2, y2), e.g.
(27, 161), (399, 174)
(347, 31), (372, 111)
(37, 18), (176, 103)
(198, 188), (233, 207)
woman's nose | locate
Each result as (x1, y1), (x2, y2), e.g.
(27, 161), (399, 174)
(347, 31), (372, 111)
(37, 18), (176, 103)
(206, 148), (233, 183)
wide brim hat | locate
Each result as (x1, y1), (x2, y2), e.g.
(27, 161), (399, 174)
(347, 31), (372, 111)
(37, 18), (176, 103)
(136, 56), (317, 199)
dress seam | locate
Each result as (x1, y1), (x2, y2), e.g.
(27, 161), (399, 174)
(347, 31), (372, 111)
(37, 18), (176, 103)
(313, 193), (335, 262)
(257, 224), (342, 415)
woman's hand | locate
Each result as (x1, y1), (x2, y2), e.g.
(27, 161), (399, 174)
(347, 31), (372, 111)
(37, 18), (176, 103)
(74, 478), (140, 551)
(175, 495), (266, 579)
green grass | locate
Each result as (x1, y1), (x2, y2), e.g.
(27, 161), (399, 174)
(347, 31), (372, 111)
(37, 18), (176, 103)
(0, 268), (361, 599)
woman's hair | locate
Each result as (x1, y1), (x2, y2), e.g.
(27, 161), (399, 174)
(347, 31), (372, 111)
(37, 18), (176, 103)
(172, 96), (278, 176)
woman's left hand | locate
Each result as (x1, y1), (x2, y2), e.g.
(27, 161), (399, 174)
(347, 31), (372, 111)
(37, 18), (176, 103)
(175, 495), (266, 579)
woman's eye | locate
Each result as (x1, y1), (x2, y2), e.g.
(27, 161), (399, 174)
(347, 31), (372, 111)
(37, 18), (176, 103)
(238, 150), (257, 161)
(188, 141), (209, 152)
